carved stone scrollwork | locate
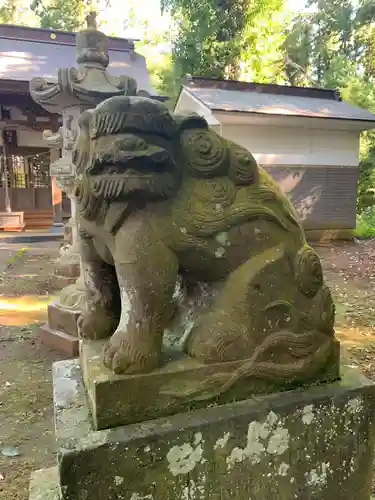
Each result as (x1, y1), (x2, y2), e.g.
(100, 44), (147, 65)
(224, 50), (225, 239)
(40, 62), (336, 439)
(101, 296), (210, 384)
(43, 127), (63, 147)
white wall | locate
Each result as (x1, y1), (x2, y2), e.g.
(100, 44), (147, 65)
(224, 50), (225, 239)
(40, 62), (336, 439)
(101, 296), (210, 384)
(221, 123), (360, 167)
(17, 129), (45, 148)
(5, 106), (47, 148)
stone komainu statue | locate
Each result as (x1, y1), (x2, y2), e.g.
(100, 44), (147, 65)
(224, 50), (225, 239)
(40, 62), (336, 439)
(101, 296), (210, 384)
(73, 95), (337, 398)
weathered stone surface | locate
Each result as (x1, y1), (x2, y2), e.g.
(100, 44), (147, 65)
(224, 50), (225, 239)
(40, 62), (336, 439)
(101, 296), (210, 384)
(50, 273), (78, 290)
(38, 324), (79, 357)
(38, 285), (83, 356)
(54, 359), (375, 500)
(52, 241), (81, 289)
(71, 93), (339, 401)
(55, 261), (80, 279)
(53, 359), (92, 448)
(81, 339), (340, 430)
(64, 222), (73, 246)
(48, 302), (80, 337)
(29, 467), (59, 500)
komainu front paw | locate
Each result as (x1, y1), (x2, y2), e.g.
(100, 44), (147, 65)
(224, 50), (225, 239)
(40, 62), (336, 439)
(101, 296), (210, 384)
(77, 308), (118, 340)
(103, 330), (161, 374)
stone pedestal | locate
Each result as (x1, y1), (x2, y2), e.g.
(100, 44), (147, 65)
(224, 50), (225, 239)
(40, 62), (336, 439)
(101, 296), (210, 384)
(29, 360), (375, 500)
(38, 302), (80, 356)
(63, 219), (74, 246)
(51, 241), (80, 289)
(41, 236), (81, 355)
(81, 339), (341, 431)
(50, 266), (80, 290)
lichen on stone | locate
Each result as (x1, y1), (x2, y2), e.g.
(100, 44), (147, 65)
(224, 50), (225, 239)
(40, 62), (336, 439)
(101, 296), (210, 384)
(214, 432), (231, 450)
(227, 411), (289, 469)
(166, 436), (204, 476)
(301, 404), (315, 425)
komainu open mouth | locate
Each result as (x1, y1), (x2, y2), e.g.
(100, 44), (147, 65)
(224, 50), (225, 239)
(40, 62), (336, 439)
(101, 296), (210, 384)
(89, 170), (178, 200)
(88, 141), (174, 175)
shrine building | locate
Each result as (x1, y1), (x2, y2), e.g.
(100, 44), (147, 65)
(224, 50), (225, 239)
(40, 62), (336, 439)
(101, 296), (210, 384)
(0, 23), (154, 230)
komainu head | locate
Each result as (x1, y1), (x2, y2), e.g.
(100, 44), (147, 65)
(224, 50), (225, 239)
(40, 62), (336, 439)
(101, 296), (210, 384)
(72, 95), (261, 204)
(73, 96), (181, 202)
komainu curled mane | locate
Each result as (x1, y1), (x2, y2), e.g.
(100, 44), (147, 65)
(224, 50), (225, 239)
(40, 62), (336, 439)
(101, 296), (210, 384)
(72, 95), (338, 401)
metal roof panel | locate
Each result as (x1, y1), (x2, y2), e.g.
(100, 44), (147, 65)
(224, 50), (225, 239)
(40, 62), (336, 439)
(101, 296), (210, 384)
(186, 86), (375, 122)
(0, 38), (155, 93)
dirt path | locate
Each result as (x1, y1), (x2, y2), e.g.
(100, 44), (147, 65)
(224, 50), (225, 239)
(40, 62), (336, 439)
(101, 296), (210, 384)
(1, 239), (375, 499)
(318, 240), (375, 376)
(0, 242), (64, 500)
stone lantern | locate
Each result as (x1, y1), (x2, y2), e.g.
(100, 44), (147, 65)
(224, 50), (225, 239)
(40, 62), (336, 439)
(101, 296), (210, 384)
(29, 12), (146, 354)
(30, 12), (140, 279)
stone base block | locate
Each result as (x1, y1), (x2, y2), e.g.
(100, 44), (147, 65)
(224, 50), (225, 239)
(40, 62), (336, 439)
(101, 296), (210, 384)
(48, 302), (80, 337)
(80, 339), (340, 430)
(29, 467), (59, 500)
(63, 223), (73, 245)
(50, 273), (78, 290)
(39, 324), (79, 357)
(54, 359), (375, 500)
(0, 211), (25, 231)
(55, 262), (80, 279)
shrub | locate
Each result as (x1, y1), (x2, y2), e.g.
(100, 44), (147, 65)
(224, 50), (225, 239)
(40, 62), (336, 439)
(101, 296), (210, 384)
(356, 206), (375, 238)
(358, 135), (375, 213)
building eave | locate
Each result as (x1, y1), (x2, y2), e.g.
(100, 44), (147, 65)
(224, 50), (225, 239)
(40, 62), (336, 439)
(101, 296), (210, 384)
(212, 110), (375, 131)
(175, 87), (221, 126)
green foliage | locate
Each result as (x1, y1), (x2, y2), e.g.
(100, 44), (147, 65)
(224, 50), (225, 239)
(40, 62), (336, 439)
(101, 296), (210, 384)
(123, 0), (180, 105)
(357, 137), (375, 212)
(161, 0), (286, 85)
(0, 0), (38, 25)
(5, 247), (29, 270)
(30, 0), (87, 30)
(0, 0), (17, 23)
(356, 207), (375, 238)
(137, 48), (181, 109)
(284, 0), (375, 87)
(3, 0), (110, 31)
(283, 18), (313, 85)
(238, 3), (289, 83)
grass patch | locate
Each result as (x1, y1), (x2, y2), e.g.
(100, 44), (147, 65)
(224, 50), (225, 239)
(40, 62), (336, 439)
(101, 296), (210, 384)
(5, 247), (30, 270)
(355, 207), (375, 238)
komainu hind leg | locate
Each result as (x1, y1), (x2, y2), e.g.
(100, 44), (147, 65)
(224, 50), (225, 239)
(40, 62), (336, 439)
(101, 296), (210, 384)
(186, 246), (286, 363)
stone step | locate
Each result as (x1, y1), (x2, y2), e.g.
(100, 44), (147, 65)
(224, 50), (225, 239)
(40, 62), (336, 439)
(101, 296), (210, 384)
(24, 210), (54, 230)
(48, 302), (80, 337)
(29, 467), (60, 500)
(50, 273), (78, 290)
(38, 323), (79, 357)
